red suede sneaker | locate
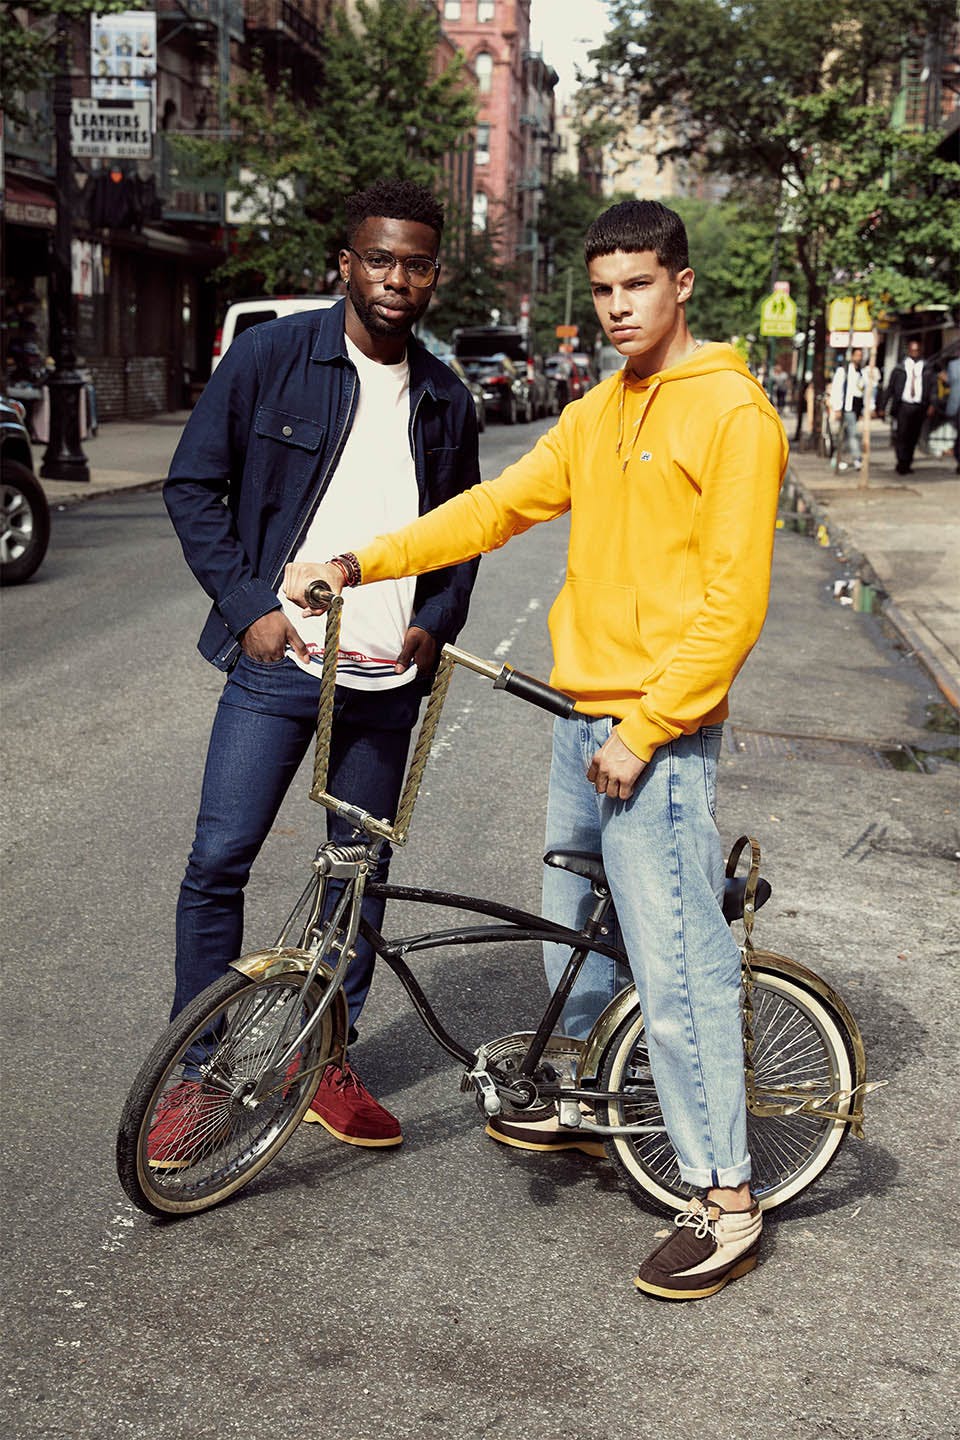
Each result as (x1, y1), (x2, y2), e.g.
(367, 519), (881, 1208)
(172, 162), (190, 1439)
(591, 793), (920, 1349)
(302, 1062), (402, 1147)
(147, 1079), (230, 1169)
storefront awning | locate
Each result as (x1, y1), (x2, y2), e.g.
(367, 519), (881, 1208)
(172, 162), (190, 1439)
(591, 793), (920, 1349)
(4, 176), (57, 228)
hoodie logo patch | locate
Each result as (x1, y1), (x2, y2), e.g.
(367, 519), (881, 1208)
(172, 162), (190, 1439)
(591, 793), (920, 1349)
(639, 450), (652, 462)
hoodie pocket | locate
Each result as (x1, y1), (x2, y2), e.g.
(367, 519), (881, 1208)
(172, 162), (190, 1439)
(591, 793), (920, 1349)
(547, 577), (643, 696)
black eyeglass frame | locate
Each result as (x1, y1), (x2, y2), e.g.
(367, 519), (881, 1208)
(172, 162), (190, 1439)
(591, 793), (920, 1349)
(346, 246), (440, 288)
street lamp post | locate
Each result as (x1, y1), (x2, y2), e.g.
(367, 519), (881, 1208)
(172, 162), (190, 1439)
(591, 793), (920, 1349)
(41, 17), (89, 483)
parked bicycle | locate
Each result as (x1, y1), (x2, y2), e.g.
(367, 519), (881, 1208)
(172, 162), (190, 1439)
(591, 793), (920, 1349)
(117, 591), (882, 1219)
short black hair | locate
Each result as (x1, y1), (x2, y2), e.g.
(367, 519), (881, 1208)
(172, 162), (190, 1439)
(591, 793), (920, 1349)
(344, 179), (445, 246)
(584, 200), (689, 275)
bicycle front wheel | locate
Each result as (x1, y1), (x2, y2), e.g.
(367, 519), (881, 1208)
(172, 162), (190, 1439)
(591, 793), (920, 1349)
(117, 967), (344, 1217)
(598, 967), (857, 1213)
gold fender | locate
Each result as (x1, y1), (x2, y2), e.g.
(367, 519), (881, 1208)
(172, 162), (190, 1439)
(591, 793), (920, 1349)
(229, 947), (349, 1054)
(577, 948), (866, 1092)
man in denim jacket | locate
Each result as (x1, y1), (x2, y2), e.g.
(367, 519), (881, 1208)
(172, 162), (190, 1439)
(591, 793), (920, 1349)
(160, 180), (479, 1152)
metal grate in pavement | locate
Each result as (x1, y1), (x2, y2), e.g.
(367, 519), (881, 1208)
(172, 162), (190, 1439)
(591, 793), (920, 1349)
(725, 727), (921, 771)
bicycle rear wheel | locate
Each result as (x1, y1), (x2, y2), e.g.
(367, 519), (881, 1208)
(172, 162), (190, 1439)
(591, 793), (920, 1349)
(117, 968), (344, 1217)
(597, 966), (857, 1213)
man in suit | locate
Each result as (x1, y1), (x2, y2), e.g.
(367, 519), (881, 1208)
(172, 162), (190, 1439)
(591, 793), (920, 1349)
(882, 338), (936, 475)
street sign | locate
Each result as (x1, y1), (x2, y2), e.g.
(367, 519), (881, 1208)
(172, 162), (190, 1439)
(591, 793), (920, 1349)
(71, 99), (152, 157)
(759, 291), (797, 337)
(556, 325), (578, 338)
(828, 297), (872, 333)
(829, 330), (876, 349)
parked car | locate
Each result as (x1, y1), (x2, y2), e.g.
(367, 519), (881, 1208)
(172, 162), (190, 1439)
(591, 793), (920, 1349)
(1, 394), (50, 585)
(211, 295), (340, 373)
(545, 354), (590, 409)
(526, 357), (556, 419)
(598, 344), (625, 382)
(572, 351), (596, 387)
(459, 355), (531, 425)
(440, 354), (486, 433)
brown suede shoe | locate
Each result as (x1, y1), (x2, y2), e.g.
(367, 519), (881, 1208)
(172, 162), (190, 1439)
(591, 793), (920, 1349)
(485, 1103), (606, 1158)
(634, 1196), (762, 1300)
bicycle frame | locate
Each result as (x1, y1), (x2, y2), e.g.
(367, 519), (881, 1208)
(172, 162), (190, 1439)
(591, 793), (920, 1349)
(244, 594), (880, 1136)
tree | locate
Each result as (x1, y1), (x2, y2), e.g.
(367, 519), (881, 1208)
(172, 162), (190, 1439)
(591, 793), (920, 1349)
(582, 0), (960, 443)
(1, 0), (129, 128)
(175, 0), (477, 295)
(532, 174), (616, 356)
(426, 228), (514, 340)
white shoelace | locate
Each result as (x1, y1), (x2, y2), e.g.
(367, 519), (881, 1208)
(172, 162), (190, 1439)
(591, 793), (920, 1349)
(674, 1204), (717, 1240)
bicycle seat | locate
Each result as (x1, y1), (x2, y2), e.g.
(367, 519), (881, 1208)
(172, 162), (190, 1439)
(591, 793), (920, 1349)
(545, 849), (771, 922)
(544, 849), (607, 888)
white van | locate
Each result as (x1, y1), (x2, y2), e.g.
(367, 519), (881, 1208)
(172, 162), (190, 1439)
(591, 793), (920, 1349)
(210, 295), (340, 373)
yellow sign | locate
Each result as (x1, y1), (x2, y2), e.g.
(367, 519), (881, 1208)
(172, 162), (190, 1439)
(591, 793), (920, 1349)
(759, 291), (798, 338)
(828, 297), (873, 333)
(555, 325), (578, 338)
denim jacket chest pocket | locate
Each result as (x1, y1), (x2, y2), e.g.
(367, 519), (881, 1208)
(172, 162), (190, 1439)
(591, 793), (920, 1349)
(253, 405), (325, 496)
(424, 444), (461, 499)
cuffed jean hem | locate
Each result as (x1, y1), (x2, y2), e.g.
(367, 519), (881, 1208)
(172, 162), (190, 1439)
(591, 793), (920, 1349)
(678, 1157), (754, 1190)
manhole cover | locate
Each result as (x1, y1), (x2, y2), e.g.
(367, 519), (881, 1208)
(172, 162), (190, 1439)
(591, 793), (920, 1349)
(726, 727), (923, 771)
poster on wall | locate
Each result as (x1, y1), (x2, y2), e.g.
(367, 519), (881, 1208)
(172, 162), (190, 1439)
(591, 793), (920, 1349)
(90, 10), (156, 115)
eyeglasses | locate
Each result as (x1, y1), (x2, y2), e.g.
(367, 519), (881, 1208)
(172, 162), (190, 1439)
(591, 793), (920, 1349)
(347, 247), (440, 288)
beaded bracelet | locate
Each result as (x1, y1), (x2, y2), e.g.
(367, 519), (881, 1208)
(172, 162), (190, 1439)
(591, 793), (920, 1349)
(328, 551), (361, 587)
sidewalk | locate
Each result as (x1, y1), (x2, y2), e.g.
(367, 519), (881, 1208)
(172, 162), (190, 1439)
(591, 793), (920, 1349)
(33, 408), (960, 713)
(784, 416), (959, 711)
(32, 410), (192, 507)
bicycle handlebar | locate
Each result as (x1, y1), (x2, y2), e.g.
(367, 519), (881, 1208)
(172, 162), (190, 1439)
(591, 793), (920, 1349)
(493, 664), (576, 718)
(304, 578), (335, 610)
(442, 644), (575, 718)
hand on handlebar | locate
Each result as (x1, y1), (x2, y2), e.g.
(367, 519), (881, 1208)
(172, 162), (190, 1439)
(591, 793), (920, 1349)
(282, 561), (344, 616)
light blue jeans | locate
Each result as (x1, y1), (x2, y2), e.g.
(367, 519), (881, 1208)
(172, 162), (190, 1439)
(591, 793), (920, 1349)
(542, 714), (750, 1190)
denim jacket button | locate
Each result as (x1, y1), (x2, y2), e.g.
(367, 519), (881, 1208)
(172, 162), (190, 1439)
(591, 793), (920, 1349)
(282, 425), (293, 437)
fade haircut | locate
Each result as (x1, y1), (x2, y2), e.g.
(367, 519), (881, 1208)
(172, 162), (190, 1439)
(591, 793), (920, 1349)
(584, 200), (689, 275)
(345, 179), (445, 246)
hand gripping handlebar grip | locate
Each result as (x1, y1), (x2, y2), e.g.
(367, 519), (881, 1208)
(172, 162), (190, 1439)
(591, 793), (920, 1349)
(304, 578), (335, 610)
(493, 665), (576, 718)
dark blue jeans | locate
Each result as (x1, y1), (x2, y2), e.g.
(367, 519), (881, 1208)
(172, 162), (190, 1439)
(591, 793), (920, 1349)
(173, 654), (419, 1031)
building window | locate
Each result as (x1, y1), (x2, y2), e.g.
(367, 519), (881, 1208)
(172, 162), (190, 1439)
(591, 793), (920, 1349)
(472, 190), (488, 231)
(475, 122), (490, 165)
(474, 51), (493, 95)
(443, 1), (461, 19)
(477, 0), (495, 19)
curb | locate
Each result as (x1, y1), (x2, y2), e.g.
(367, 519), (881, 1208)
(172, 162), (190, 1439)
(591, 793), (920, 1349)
(42, 476), (166, 509)
(783, 464), (960, 717)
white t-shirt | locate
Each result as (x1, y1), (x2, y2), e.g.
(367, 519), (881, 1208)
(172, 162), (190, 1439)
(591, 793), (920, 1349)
(279, 334), (419, 689)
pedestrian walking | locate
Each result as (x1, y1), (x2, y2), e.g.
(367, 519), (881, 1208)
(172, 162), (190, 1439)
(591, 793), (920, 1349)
(830, 347), (867, 471)
(160, 178), (480, 1154)
(881, 338), (936, 474)
(289, 199), (789, 1301)
(944, 351), (960, 475)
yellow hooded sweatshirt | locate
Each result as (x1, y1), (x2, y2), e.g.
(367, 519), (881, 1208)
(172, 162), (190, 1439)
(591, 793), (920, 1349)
(357, 342), (788, 764)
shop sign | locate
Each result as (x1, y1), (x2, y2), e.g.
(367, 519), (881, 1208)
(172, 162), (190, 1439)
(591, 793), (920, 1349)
(71, 99), (152, 157)
(91, 11), (156, 110)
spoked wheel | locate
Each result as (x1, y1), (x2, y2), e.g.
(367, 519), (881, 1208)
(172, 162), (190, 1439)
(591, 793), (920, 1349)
(597, 967), (857, 1213)
(117, 968), (344, 1217)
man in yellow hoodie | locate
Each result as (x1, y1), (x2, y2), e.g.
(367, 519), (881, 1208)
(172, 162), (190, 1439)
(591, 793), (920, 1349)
(286, 200), (789, 1300)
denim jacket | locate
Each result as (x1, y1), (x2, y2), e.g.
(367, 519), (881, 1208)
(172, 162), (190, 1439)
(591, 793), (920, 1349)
(165, 300), (480, 670)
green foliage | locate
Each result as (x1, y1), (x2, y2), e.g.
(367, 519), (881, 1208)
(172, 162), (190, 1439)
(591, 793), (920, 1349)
(427, 229), (514, 339)
(1, 1), (131, 127)
(177, 0), (477, 294)
(532, 174), (615, 355)
(582, 0), (960, 407)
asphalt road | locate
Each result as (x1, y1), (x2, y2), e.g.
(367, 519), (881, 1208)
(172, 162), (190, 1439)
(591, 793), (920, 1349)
(2, 416), (958, 1440)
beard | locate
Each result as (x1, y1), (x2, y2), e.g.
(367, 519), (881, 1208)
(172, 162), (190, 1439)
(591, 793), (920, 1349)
(348, 279), (422, 339)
